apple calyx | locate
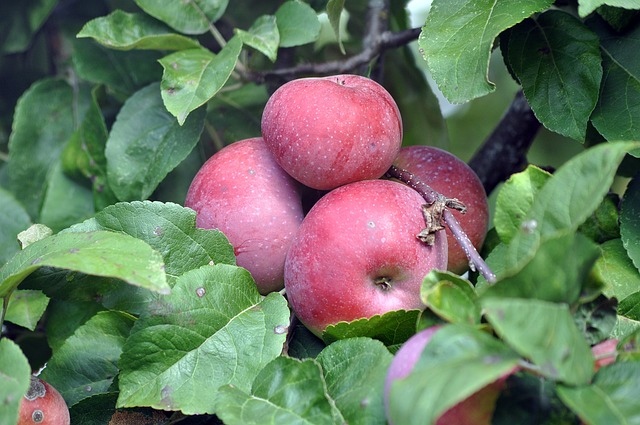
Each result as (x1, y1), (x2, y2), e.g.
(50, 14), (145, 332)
(374, 276), (393, 291)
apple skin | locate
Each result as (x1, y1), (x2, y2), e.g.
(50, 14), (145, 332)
(261, 74), (403, 190)
(185, 137), (305, 294)
(592, 338), (618, 371)
(393, 146), (489, 274)
(384, 326), (508, 425)
(284, 179), (447, 336)
(18, 376), (70, 425)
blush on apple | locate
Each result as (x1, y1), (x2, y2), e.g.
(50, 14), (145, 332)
(394, 146), (489, 274)
(284, 179), (447, 336)
(185, 137), (305, 294)
(18, 376), (70, 425)
(261, 74), (403, 190)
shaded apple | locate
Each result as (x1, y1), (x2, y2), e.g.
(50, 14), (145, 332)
(261, 74), (403, 190)
(185, 137), (304, 294)
(394, 146), (489, 273)
(285, 179), (447, 336)
(18, 376), (70, 425)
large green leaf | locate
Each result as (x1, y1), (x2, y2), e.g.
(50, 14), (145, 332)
(418, 0), (553, 103)
(105, 83), (205, 201)
(593, 238), (640, 301)
(134, 0), (229, 35)
(236, 15), (279, 62)
(483, 298), (594, 385)
(0, 339), (31, 425)
(215, 356), (344, 425)
(40, 311), (135, 407)
(589, 17), (640, 144)
(502, 10), (602, 141)
(159, 36), (242, 125)
(322, 309), (420, 347)
(3, 289), (49, 331)
(0, 0), (56, 54)
(0, 230), (169, 299)
(117, 264), (290, 414)
(557, 361), (640, 424)
(275, 0), (321, 47)
(77, 11), (201, 51)
(0, 187), (31, 265)
(621, 172), (640, 270)
(578, 0), (640, 17)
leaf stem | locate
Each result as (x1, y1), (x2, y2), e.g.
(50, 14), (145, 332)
(204, 119), (225, 153)
(0, 292), (12, 339)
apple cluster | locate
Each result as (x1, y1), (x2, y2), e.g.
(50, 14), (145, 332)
(185, 74), (489, 336)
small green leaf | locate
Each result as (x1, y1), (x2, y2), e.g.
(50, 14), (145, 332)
(578, 0), (640, 17)
(215, 356), (344, 425)
(106, 83), (206, 201)
(322, 309), (420, 346)
(621, 173), (640, 270)
(159, 36), (242, 124)
(236, 15), (279, 62)
(326, 0), (346, 54)
(3, 289), (49, 331)
(574, 296), (618, 345)
(619, 291), (640, 321)
(557, 361), (640, 424)
(0, 230), (169, 299)
(579, 193), (621, 244)
(316, 338), (392, 425)
(69, 392), (119, 425)
(594, 238), (640, 301)
(77, 11), (201, 51)
(0, 339), (31, 425)
(494, 165), (551, 243)
(275, 0), (321, 47)
(134, 0), (229, 35)
(40, 311), (135, 407)
(418, 0), (554, 103)
(288, 321), (327, 360)
(117, 265), (290, 414)
(422, 270), (481, 325)
(483, 298), (594, 385)
(501, 10), (602, 141)
(0, 188), (31, 265)
(45, 299), (105, 352)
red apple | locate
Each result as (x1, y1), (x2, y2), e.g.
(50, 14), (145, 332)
(592, 338), (618, 371)
(384, 326), (508, 425)
(393, 146), (489, 274)
(261, 74), (403, 190)
(18, 376), (70, 425)
(185, 137), (305, 294)
(284, 179), (447, 336)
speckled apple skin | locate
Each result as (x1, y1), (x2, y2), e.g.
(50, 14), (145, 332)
(18, 376), (70, 425)
(261, 74), (403, 190)
(394, 146), (489, 274)
(284, 180), (447, 336)
(185, 138), (304, 294)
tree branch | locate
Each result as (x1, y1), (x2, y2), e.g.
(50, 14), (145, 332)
(468, 90), (541, 195)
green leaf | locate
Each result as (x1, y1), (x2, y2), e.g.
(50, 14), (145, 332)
(594, 238), (640, 301)
(159, 36), (242, 125)
(421, 270), (481, 325)
(579, 193), (621, 244)
(574, 296), (618, 345)
(589, 17), (640, 144)
(7, 78), (75, 219)
(236, 15), (279, 62)
(288, 321), (327, 360)
(0, 339), (31, 425)
(388, 324), (520, 425)
(45, 299), (105, 351)
(322, 309), (420, 346)
(483, 298), (594, 385)
(621, 172), (640, 270)
(557, 361), (640, 424)
(0, 0), (56, 54)
(326, 0), (346, 54)
(40, 311), (135, 407)
(69, 392), (118, 425)
(612, 315), (640, 340)
(215, 356), (344, 425)
(134, 0), (229, 35)
(418, 0), (554, 103)
(3, 289), (49, 331)
(481, 233), (600, 304)
(275, 0), (321, 47)
(619, 291), (640, 320)
(316, 338), (392, 425)
(0, 188), (31, 265)
(0, 230), (169, 299)
(502, 10), (602, 141)
(494, 165), (551, 243)
(117, 265), (290, 414)
(17, 224), (52, 249)
(91, 201), (236, 281)
(578, 0), (640, 17)
(77, 11), (201, 51)
(105, 83), (206, 201)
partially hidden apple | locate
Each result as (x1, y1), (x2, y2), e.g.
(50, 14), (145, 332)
(393, 146), (489, 274)
(384, 326), (509, 425)
(185, 137), (305, 294)
(18, 376), (70, 425)
(592, 338), (618, 371)
(284, 179), (447, 336)
(261, 74), (403, 190)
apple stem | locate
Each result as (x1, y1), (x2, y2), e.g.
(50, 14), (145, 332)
(385, 165), (497, 284)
